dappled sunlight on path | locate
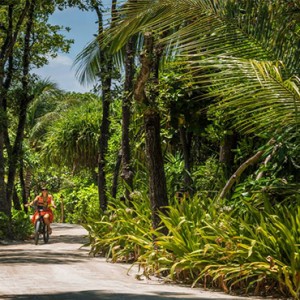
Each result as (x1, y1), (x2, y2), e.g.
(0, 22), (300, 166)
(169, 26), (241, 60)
(0, 223), (262, 300)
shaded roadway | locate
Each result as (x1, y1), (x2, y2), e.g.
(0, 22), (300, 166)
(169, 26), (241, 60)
(0, 223), (263, 300)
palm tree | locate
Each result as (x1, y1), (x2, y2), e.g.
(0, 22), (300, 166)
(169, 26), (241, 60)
(104, 0), (300, 198)
(75, 1), (139, 207)
(74, 0), (118, 212)
(106, 0), (299, 131)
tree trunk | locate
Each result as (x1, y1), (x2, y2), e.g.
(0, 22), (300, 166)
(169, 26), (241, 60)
(6, 0), (36, 206)
(121, 37), (135, 201)
(12, 187), (21, 210)
(134, 32), (168, 231)
(19, 158), (28, 213)
(93, 1), (116, 211)
(6, 101), (29, 205)
(0, 4), (14, 219)
(111, 150), (122, 199)
(219, 150), (265, 200)
(219, 131), (238, 179)
(0, 58), (8, 216)
(98, 88), (111, 211)
(179, 126), (193, 191)
(144, 109), (169, 230)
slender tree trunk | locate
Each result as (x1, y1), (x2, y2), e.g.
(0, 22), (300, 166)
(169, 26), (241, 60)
(219, 131), (238, 179)
(0, 4), (12, 217)
(12, 188), (21, 210)
(134, 32), (168, 231)
(0, 2), (29, 237)
(98, 86), (111, 211)
(219, 138), (278, 200)
(6, 101), (29, 205)
(19, 156), (28, 213)
(179, 126), (193, 191)
(6, 0), (36, 206)
(111, 150), (122, 198)
(121, 37), (135, 200)
(219, 150), (265, 200)
(0, 59), (7, 215)
(144, 109), (168, 230)
(93, 1), (117, 211)
(3, 52), (13, 155)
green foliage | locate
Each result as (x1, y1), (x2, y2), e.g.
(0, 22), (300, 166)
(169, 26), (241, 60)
(84, 194), (153, 262)
(11, 209), (33, 240)
(0, 210), (32, 241)
(192, 157), (224, 197)
(85, 192), (300, 298)
(155, 198), (300, 298)
(164, 152), (185, 195)
(58, 183), (100, 224)
(41, 93), (101, 171)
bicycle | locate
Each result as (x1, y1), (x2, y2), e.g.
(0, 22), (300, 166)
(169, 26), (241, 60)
(33, 205), (49, 245)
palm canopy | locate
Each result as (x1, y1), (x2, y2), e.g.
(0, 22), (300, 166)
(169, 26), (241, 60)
(103, 0), (300, 135)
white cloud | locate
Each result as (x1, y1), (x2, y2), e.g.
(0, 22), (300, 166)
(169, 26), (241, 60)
(34, 54), (94, 93)
(49, 54), (73, 67)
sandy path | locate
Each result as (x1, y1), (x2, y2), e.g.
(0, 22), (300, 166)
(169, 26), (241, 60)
(0, 223), (261, 300)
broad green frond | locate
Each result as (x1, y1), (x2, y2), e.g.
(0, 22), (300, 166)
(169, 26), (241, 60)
(105, 0), (300, 135)
(74, 38), (101, 85)
(110, 0), (299, 74)
(74, 36), (127, 85)
(189, 58), (300, 133)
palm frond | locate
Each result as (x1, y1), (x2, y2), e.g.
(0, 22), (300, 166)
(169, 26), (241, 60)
(73, 38), (102, 85)
(74, 36), (129, 85)
(105, 0), (300, 135)
(109, 1), (299, 72)
(191, 57), (300, 133)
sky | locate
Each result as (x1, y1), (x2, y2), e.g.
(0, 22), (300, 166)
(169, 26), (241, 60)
(34, 7), (99, 93)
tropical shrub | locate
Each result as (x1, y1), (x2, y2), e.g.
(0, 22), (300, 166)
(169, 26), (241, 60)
(0, 210), (32, 241)
(150, 198), (300, 298)
(85, 193), (300, 298)
(164, 152), (185, 196)
(0, 212), (9, 240)
(11, 209), (33, 240)
(84, 193), (154, 262)
(57, 183), (100, 224)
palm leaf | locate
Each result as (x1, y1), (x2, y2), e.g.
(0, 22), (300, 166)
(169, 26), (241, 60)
(104, 0), (300, 135)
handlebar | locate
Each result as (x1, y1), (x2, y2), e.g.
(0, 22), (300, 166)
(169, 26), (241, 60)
(25, 203), (56, 210)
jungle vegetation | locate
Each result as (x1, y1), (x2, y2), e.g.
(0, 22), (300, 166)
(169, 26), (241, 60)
(0, 0), (300, 298)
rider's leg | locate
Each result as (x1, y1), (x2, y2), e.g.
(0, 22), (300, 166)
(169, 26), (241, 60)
(34, 215), (40, 223)
(43, 214), (52, 233)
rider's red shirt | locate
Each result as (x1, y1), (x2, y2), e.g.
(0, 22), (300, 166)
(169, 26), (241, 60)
(31, 195), (54, 223)
(36, 195), (52, 207)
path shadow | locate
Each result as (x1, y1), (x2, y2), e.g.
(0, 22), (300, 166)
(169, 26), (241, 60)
(50, 234), (88, 245)
(0, 290), (245, 300)
(0, 235), (88, 247)
(0, 248), (89, 265)
(0, 223), (89, 247)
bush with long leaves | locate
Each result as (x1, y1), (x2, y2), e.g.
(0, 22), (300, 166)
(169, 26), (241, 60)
(85, 192), (300, 298)
(84, 193), (155, 262)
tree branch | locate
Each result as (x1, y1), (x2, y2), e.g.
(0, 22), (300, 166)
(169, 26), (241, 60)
(256, 143), (281, 180)
(219, 139), (276, 199)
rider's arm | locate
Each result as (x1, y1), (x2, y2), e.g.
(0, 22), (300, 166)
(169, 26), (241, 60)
(25, 196), (38, 207)
(50, 195), (57, 209)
